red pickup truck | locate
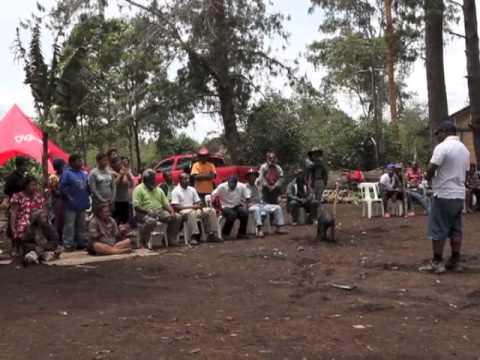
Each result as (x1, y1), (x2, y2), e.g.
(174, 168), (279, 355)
(153, 153), (253, 185)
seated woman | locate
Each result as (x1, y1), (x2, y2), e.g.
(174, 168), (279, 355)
(88, 203), (133, 255)
(21, 208), (63, 265)
(9, 175), (46, 256)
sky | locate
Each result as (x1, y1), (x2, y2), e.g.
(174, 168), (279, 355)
(0, 0), (475, 141)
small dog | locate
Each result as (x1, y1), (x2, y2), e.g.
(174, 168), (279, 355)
(316, 181), (339, 243)
(316, 205), (336, 242)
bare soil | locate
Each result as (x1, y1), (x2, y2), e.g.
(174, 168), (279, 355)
(1, 205), (480, 360)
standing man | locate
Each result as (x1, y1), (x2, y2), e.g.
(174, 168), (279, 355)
(420, 121), (470, 273)
(245, 168), (288, 237)
(133, 169), (182, 246)
(160, 172), (175, 202)
(466, 163), (480, 212)
(171, 173), (220, 244)
(49, 158), (66, 242)
(111, 157), (134, 224)
(212, 176), (250, 239)
(60, 154), (90, 251)
(191, 147), (217, 202)
(4, 156), (30, 198)
(305, 147), (329, 202)
(89, 152), (115, 210)
(257, 152), (284, 205)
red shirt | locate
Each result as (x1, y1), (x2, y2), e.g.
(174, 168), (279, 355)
(405, 167), (422, 187)
(346, 170), (364, 183)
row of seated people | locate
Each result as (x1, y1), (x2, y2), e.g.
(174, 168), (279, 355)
(10, 166), (322, 264)
(133, 169), (292, 248)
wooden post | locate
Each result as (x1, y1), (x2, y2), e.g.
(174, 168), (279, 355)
(42, 129), (49, 198)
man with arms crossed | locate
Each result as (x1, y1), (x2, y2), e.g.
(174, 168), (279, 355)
(420, 121), (470, 274)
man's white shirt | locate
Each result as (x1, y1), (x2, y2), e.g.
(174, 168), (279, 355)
(379, 173), (396, 191)
(171, 185), (201, 207)
(212, 182), (250, 208)
(430, 136), (470, 199)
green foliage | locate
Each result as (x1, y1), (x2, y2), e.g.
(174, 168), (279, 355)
(156, 133), (199, 159)
(124, 0), (295, 162)
(242, 93), (305, 173)
(397, 103), (430, 166)
(0, 158), (43, 191)
(242, 93), (375, 172)
(300, 99), (371, 170)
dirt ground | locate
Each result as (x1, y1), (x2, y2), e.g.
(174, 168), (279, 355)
(1, 205), (480, 360)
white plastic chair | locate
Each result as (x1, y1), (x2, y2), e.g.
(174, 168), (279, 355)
(178, 217), (207, 245)
(358, 182), (384, 219)
(247, 208), (273, 236)
(146, 222), (169, 249)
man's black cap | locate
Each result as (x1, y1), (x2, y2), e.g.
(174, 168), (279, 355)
(435, 120), (457, 134)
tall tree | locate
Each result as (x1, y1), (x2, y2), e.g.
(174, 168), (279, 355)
(14, 10), (64, 186)
(463, 0), (480, 162)
(125, 0), (293, 163)
(425, 0), (449, 140)
(384, 0), (398, 126)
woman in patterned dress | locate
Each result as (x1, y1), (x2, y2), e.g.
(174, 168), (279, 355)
(9, 175), (45, 255)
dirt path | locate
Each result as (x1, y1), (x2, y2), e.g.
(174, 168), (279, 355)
(1, 205), (480, 359)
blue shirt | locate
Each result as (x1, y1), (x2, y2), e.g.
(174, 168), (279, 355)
(60, 168), (90, 211)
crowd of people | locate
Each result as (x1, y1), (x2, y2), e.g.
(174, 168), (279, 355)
(1, 120), (476, 274)
(1, 146), (330, 265)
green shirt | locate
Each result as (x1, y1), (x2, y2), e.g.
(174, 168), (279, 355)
(132, 183), (169, 211)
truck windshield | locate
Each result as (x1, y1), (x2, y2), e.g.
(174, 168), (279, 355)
(156, 160), (173, 173)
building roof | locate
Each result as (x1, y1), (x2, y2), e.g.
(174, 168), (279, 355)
(450, 105), (470, 119)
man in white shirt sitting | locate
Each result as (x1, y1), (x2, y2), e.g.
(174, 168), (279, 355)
(245, 168), (288, 237)
(212, 176), (250, 239)
(171, 173), (221, 244)
(420, 120), (470, 274)
(379, 164), (407, 218)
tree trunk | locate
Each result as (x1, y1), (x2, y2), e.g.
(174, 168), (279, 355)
(210, 0), (243, 164)
(132, 115), (142, 173)
(127, 124), (134, 166)
(79, 116), (88, 166)
(463, 0), (480, 163)
(384, 0), (398, 127)
(219, 83), (243, 164)
(425, 0), (449, 144)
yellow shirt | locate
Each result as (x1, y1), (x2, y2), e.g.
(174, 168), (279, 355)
(191, 161), (216, 194)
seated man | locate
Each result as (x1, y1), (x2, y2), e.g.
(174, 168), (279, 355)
(88, 202), (133, 255)
(21, 208), (62, 265)
(287, 169), (318, 225)
(466, 163), (480, 212)
(133, 169), (183, 246)
(171, 173), (221, 244)
(245, 168), (288, 237)
(394, 163), (425, 216)
(379, 164), (404, 218)
(405, 162), (423, 188)
(212, 176), (250, 239)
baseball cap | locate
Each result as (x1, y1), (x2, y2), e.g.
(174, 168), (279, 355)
(435, 120), (456, 134)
